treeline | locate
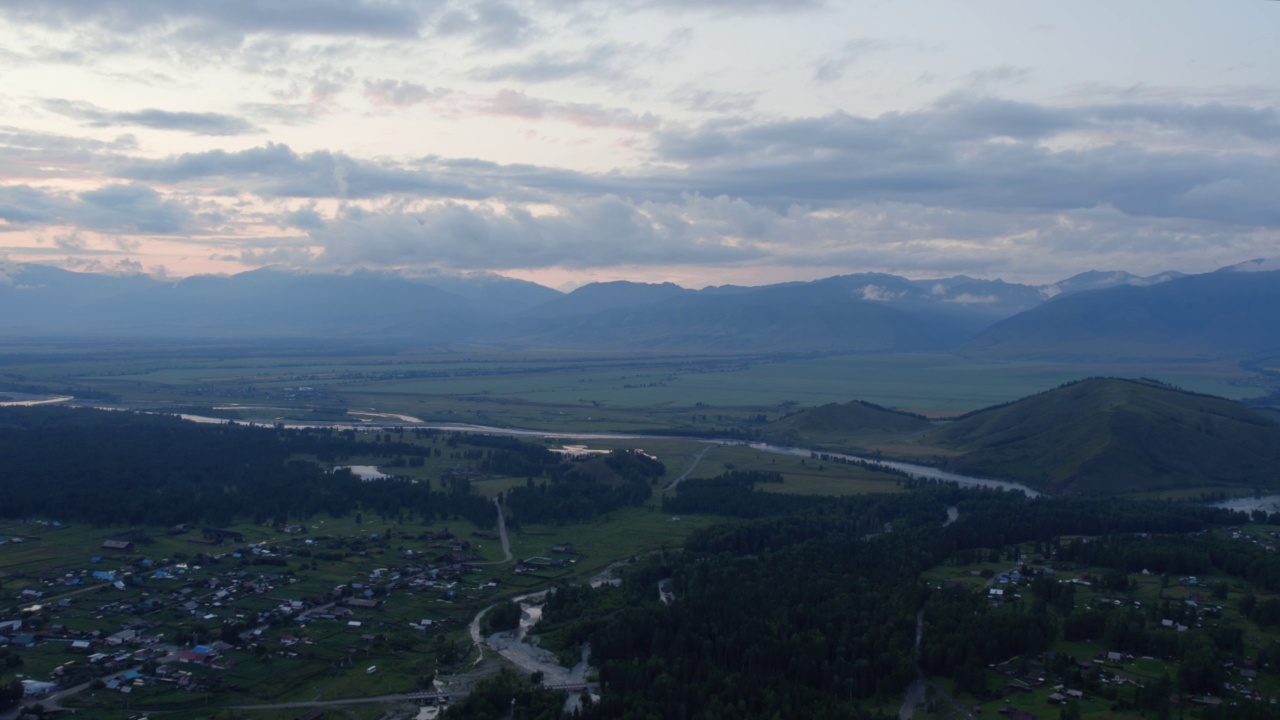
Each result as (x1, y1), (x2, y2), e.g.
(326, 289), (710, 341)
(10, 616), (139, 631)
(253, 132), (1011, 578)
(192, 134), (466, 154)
(809, 452), (914, 479)
(944, 492), (1249, 549)
(664, 472), (951, 529)
(921, 584), (1057, 695)
(504, 450), (665, 525)
(583, 527), (931, 712)
(529, 493), (971, 720)
(0, 677), (21, 712)
(443, 669), (570, 720)
(0, 407), (493, 527)
(0, 406), (679, 528)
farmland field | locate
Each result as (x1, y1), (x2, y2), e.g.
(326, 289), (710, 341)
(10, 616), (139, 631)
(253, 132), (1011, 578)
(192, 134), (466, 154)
(1, 342), (1264, 431)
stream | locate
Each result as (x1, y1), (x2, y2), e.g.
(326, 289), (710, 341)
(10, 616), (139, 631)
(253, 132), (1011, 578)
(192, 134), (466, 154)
(461, 589), (595, 711)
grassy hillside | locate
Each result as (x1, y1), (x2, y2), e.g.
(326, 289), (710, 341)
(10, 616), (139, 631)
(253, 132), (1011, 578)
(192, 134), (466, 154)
(922, 377), (1280, 495)
(763, 399), (934, 452)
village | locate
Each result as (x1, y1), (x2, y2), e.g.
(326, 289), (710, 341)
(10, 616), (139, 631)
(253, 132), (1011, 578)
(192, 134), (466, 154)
(0, 514), (584, 716)
(917, 525), (1280, 720)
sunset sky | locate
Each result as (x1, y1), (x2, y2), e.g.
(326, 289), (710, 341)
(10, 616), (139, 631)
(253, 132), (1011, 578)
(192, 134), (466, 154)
(1, 0), (1277, 289)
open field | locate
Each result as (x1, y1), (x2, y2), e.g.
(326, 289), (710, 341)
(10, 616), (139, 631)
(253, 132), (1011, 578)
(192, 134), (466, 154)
(2, 343), (1268, 432)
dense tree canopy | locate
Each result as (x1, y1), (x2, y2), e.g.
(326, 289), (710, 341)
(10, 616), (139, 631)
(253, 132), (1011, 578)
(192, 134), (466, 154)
(0, 407), (493, 527)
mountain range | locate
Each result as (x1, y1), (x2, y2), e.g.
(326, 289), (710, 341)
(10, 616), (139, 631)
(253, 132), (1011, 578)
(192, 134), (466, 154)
(2, 260), (1277, 361)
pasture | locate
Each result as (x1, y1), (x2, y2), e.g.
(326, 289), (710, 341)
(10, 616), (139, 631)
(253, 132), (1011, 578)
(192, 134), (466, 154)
(2, 342), (1264, 434)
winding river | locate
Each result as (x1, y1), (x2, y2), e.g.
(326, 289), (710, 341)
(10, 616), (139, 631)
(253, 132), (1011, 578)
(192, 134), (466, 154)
(73, 403), (1043, 497)
(0, 393), (73, 407)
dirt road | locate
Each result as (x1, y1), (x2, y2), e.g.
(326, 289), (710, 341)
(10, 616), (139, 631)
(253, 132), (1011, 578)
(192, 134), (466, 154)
(664, 445), (710, 491)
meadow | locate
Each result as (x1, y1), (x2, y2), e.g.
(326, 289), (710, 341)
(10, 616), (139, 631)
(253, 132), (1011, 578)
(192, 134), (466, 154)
(2, 342), (1265, 434)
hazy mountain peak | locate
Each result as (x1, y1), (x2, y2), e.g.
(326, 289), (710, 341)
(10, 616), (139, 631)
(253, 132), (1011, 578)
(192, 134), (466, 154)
(3, 261), (1273, 356)
(1039, 269), (1182, 299)
(568, 280), (687, 294)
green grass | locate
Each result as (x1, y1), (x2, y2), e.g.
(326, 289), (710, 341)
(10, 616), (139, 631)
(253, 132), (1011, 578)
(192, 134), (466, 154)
(7, 346), (1266, 430)
(505, 505), (724, 579)
(666, 442), (908, 496)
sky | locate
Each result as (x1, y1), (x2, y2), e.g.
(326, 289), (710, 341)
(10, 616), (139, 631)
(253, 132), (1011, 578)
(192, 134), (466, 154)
(0, 0), (1277, 290)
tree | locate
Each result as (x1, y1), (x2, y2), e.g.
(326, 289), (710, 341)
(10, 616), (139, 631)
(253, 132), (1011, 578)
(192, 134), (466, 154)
(0, 678), (24, 711)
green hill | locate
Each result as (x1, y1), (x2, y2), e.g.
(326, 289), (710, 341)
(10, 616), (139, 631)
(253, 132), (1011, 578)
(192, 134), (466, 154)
(763, 400), (934, 452)
(921, 378), (1280, 495)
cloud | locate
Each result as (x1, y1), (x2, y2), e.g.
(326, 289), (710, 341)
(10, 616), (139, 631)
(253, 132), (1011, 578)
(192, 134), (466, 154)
(479, 90), (660, 130)
(0, 0), (818, 64)
(88, 91), (1280, 237)
(0, 0), (423, 39)
(0, 183), (192, 233)
(669, 86), (760, 114)
(435, 1), (535, 49)
(283, 207), (326, 230)
(0, 125), (139, 184)
(363, 80), (452, 109)
(42, 99), (261, 136)
(628, 0), (824, 12)
(54, 229), (87, 250)
(1088, 102), (1280, 143)
(14, 90), (1276, 282)
(965, 66), (1032, 89)
(0, 185), (57, 223)
(469, 43), (635, 85)
(279, 191), (1273, 282)
(76, 184), (192, 233)
(304, 194), (764, 272)
(115, 143), (488, 200)
(238, 102), (326, 126)
(101, 94), (1280, 236)
(813, 39), (884, 83)
(646, 97), (1280, 229)
(946, 293), (1000, 305)
(859, 285), (894, 301)
(58, 256), (149, 275)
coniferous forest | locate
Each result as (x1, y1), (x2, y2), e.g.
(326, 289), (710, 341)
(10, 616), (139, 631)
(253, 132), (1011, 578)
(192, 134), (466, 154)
(8, 405), (1280, 720)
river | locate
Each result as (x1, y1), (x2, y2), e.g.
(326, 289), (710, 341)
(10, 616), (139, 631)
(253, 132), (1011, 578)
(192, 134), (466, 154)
(0, 393), (73, 407)
(36, 397), (1039, 494)
(144, 411), (1042, 497)
(333, 465), (393, 481)
(715, 440), (1041, 496)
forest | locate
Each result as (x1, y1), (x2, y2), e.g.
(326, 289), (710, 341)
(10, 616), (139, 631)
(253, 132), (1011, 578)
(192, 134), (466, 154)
(446, 484), (1280, 720)
(8, 404), (1280, 719)
(0, 407), (664, 530)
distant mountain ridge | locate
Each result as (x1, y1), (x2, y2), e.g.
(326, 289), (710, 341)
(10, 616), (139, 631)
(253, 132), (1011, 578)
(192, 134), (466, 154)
(0, 264), (554, 342)
(963, 268), (1280, 360)
(1, 260), (1272, 358)
(477, 274), (1020, 352)
(1041, 269), (1185, 298)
